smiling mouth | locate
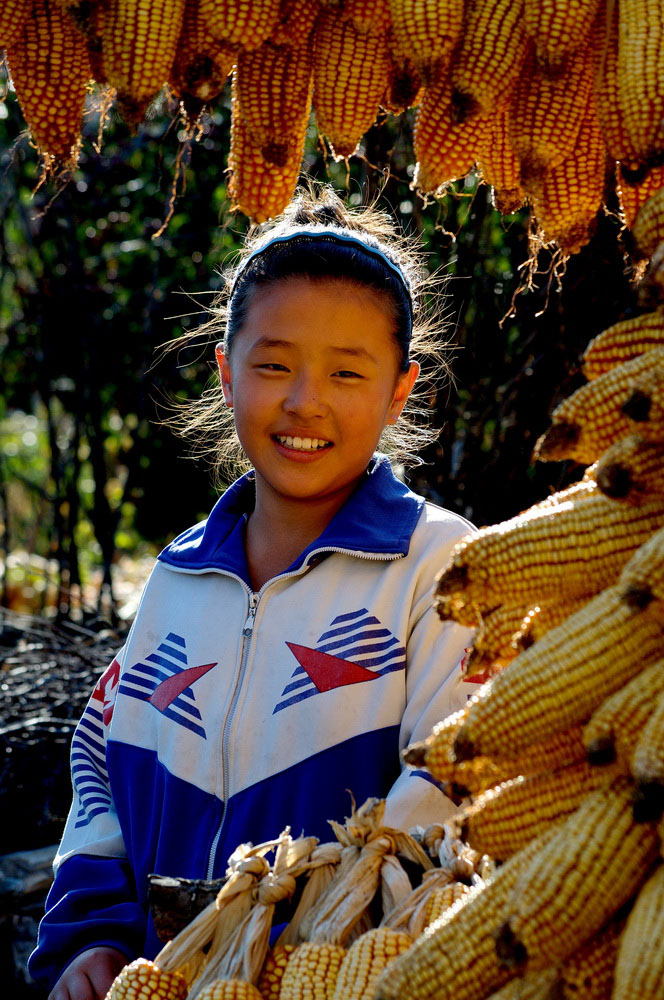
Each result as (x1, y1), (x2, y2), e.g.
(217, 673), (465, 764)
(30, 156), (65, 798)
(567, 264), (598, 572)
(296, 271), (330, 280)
(274, 435), (332, 451)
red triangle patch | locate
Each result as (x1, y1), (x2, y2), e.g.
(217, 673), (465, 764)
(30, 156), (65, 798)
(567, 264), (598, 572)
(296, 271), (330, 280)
(148, 662), (217, 711)
(286, 642), (379, 692)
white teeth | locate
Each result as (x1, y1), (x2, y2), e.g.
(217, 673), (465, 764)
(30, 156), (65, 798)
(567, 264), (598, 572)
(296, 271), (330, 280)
(276, 435), (330, 451)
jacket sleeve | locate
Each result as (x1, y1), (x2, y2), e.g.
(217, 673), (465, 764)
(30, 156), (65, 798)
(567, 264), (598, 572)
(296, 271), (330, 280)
(28, 647), (147, 990)
(383, 515), (479, 830)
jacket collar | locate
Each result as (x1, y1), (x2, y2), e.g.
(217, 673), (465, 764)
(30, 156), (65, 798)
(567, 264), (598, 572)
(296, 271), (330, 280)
(158, 454), (424, 578)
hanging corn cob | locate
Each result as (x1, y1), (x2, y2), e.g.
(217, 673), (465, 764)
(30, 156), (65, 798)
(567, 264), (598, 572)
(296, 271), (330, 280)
(632, 187), (664, 259)
(522, 0), (601, 78)
(618, 165), (664, 230)
(595, 435), (664, 502)
(582, 312), (664, 381)
(583, 658), (664, 768)
(512, 596), (591, 652)
(631, 687), (664, 821)
(617, 0), (664, 172)
(621, 353), (664, 442)
(170, 0), (236, 117)
(556, 913), (625, 1000)
(476, 112), (524, 216)
(387, 0), (463, 82)
(413, 77), (490, 190)
(485, 968), (559, 1000)
(0, 0), (32, 49)
(268, 0), (318, 47)
(612, 864), (664, 999)
(198, 0), (281, 49)
(342, 0), (392, 36)
(462, 603), (536, 678)
(382, 27), (421, 114)
(592, 0), (639, 170)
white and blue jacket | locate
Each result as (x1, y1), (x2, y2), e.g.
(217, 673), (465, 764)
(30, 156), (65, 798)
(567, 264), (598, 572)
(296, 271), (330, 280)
(29, 456), (478, 989)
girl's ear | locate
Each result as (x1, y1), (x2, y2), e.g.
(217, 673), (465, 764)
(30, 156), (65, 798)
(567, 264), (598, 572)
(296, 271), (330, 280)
(216, 344), (234, 407)
(386, 360), (419, 425)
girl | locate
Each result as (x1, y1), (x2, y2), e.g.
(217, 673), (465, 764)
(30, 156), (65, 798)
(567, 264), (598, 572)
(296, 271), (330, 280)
(31, 187), (478, 1000)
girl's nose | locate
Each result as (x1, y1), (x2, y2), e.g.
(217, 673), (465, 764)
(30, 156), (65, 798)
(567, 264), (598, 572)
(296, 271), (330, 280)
(283, 373), (328, 418)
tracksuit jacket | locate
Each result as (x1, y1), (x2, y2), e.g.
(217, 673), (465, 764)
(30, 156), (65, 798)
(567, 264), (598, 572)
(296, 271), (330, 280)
(29, 455), (478, 989)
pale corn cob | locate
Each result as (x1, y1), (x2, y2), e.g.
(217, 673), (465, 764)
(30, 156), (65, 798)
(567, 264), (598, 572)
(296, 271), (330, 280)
(525, 101), (606, 255)
(613, 864), (664, 998)
(106, 959), (188, 999)
(534, 348), (664, 464)
(512, 596), (591, 653)
(199, 0), (281, 49)
(592, 0), (639, 168)
(0, 0), (31, 49)
(332, 929), (411, 1000)
(195, 983), (264, 1000)
(421, 883), (470, 929)
(485, 968), (559, 1000)
(496, 778), (659, 969)
(582, 313), (664, 381)
(279, 942), (346, 1000)
(583, 659), (664, 768)
(617, 0), (664, 169)
(632, 688), (664, 820)
(632, 188), (664, 260)
(312, 8), (389, 159)
(509, 42), (595, 180)
(558, 915), (625, 1000)
(412, 70), (490, 193)
(451, 0), (528, 120)
(458, 760), (625, 861)
(269, 0), (319, 47)
(228, 77), (307, 222)
(342, 0), (391, 35)
(6, 0), (91, 164)
(387, 0), (463, 81)
(170, 0), (236, 114)
(374, 827), (559, 1000)
(257, 944), (294, 1000)
(523, 0), (601, 78)
(452, 581), (664, 762)
(622, 354), (664, 443)
(435, 486), (664, 614)
(382, 28), (421, 114)
(476, 112), (524, 216)
(596, 435), (664, 503)
(464, 604), (535, 678)
(618, 165), (664, 230)
(236, 41), (312, 165)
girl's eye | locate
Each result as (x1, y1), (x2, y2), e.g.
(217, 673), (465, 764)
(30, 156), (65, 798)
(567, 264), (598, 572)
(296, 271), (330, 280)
(334, 369), (362, 379)
(258, 362), (289, 371)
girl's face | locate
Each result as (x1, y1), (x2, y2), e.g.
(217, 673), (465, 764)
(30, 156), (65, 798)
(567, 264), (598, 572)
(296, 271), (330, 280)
(219, 277), (418, 511)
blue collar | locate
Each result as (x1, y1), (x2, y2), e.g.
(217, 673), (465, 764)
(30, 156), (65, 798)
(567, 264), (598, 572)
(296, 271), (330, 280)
(158, 455), (424, 582)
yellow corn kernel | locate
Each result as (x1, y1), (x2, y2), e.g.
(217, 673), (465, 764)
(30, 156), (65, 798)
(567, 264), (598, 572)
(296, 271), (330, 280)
(404, 707), (470, 786)
(632, 187), (664, 260)
(257, 944), (294, 1000)
(5, 0), (91, 165)
(618, 524), (664, 619)
(312, 7), (389, 159)
(621, 353), (664, 443)
(0, 0), (31, 49)
(618, 165), (664, 231)
(236, 40), (312, 166)
(613, 865), (664, 998)
(558, 915), (626, 1000)
(592, 0), (638, 168)
(513, 597), (591, 653)
(617, 0), (664, 170)
(342, 0), (391, 35)
(596, 435), (664, 504)
(496, 778), (659, 970)
(106, 959), (188, 999)
(421, 883), (470, 930)
(435, 484), (664, 614)
(170, 0), (236, 115)
(523, 0), (601, 78)
(485, 968), (559, 1000)
(195, 982), (264, 1000)
(451, 0), (528, 120)
(199, 0), (281, 49)
(269, 0), (318, 47)
(279, 942), (346, 1000)
(453, 580), (664, 763)
(534, 348), (664, 464)
(101, 0), (186, 125)
(525, 100), (606, 255)
(583, 659), (664, 769)
(332, 929), (411, 1000)
(387, 0), (463, 81)
(458, 760), (624, 861)
(582, 313), (664, 381)
(476, 112), (524, 216)
(632, 687), (664, 820)
(374, 827), (559, 1000)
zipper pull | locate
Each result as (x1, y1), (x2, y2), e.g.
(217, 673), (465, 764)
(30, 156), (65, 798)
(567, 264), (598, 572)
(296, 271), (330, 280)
(242, 594), (258, 637)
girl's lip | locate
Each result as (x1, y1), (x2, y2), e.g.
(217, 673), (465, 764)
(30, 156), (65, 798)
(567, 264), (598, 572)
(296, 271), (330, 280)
(271, 436), (333, 461)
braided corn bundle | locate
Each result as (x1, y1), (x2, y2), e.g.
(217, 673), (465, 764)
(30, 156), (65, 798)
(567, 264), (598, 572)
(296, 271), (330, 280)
(387, 0), (463, 81)
(312, 7), (390, 159)
(583, 659), (664, 769)
(557, 914), (625, 1000)
(617, 0), (664, 171)
(6, 0), (91, 166)
(476, 112), (524, 216)
(268, 0), (318, 47)
(596, 435), (664, 503)
(582, 312), (664, 381)
(523, 0), (601, 78)
(332, 928), (411, 1000)
(495, 778), (659, 970)
(534, 348), (664, 464)
(613, 864), (664, 999)
(632, 187), (664, 259)
(199, 0), (281, 49)
(170, 0), (236, 115)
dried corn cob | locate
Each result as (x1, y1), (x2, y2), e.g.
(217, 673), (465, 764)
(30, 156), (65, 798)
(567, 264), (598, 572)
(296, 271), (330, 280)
(618, 165), (664, 230)
(421, 883), (470, 929)
(512, 597), (591, 653)
(0, 0), (31, 49)
(195, 983), (264, 1000)
(436, 485), (664, 614)
(557, 915), (626, 1000)
(534, 348), (664, 464)
(476, 112), (524, 216)
(332, 929), (411, 1000)
(387, 0), (463, 81)
(592, 0), (639, 168)
(382, 27), (421, 114)
(496, 778), (659, 969)
(106, 959), (188, 999)
(269, 0), (318, 47)
(342, 0), (391, 35)
(596, 435), (664, 503)
(199, 0), (281, 49)
(412, 70), (490, 193)
(257, 944), (295, 1000)
(236, 41), (312, 166)
(632, 688), (664, 820)
(486, 968), (559, 1000)
(622, 354), (664, 443)
(617, 0), (664, 170)
(312, 8), (389, 159)
(618, 523), (664, 613)
(6, 0), (91, 165)
(374, 827), (559, 1000)
(583, 659), (664, 768)
(280, 942), (346, 1000)
(525, 101), (606, 254)
(170, 0), (236, 115)
(582, 312), (664, 381)
(451, 0), (528, 120)
(458, 760), (625, 861)
(509, 42), (595, 180)
(632, 188), (664, 260)
(523, 0), (601, 78)
(453, 581), (664, 762)
(613, 864), (664, 998)
(464, 604), (535, 678)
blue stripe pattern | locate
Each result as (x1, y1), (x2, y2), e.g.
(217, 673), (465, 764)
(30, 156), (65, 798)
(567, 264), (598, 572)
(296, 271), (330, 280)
(274, 608), (406, 714)
(72, 705), (113, 828)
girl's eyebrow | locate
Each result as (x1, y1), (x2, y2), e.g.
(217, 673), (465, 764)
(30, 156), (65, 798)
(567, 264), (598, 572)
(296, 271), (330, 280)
(249, 336), (294, 351)
(329, 345), (378, 363)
